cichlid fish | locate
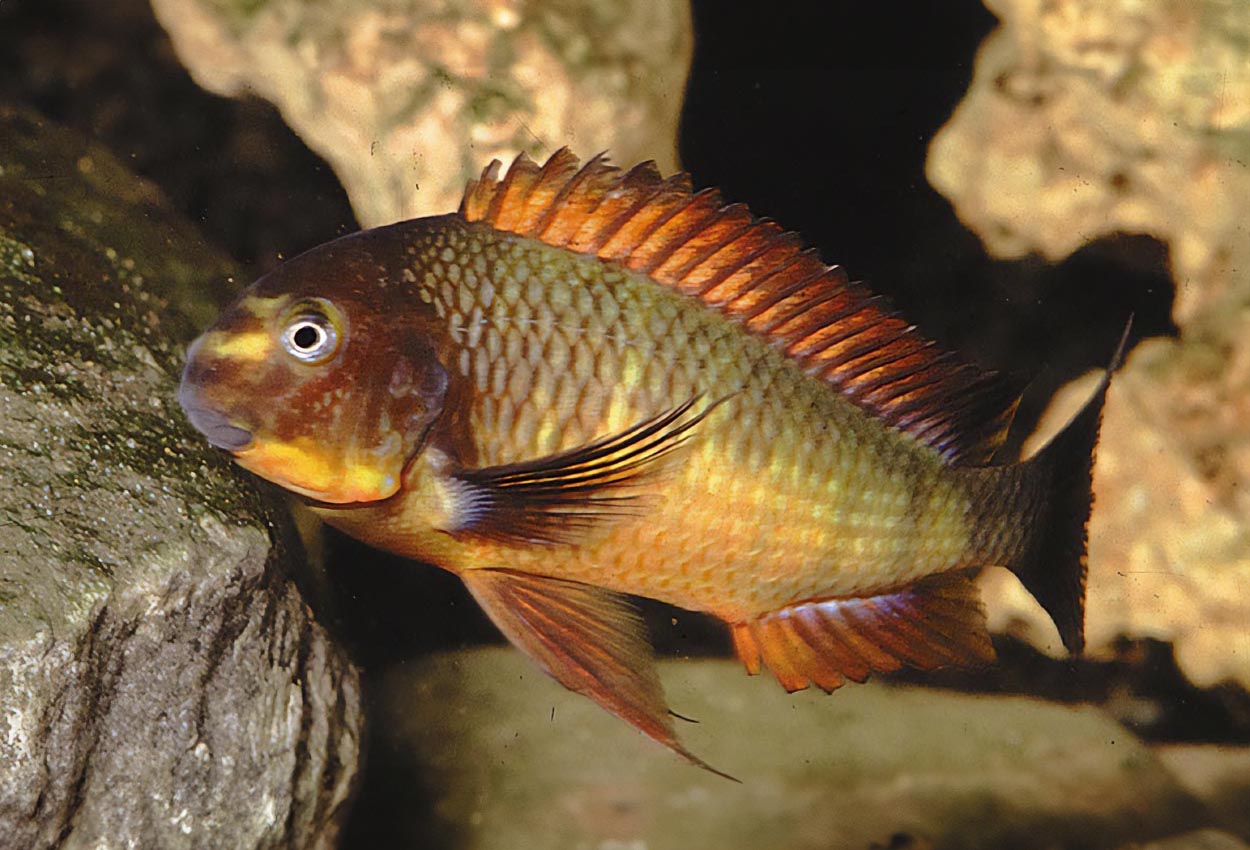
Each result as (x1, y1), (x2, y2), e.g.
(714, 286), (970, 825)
(179, 150), (1123, 775)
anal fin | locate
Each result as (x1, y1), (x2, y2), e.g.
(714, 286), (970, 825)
(730, 573), (995, 693)
(461, 569), (735, 780)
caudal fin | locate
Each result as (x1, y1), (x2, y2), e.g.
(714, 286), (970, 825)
(1010, 320), (1132, 654)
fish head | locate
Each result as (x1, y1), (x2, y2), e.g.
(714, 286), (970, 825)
(178, 233), (448, 504)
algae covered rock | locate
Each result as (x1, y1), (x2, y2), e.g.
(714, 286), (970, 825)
(149, 0), (692, 227)
(0, 104), (361, 850)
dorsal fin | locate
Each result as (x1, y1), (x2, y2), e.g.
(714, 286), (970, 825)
(459, 150), (1020, 464)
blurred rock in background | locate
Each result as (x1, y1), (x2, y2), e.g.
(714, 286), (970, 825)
(150, 0), (692, 226)
(357, 648), (1247, 850)
(929, 0), (1250, 690)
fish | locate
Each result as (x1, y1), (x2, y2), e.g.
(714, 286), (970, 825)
(178, 149), (1125, 776)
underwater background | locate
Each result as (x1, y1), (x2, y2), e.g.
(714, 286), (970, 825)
(1, 1), (1247, 848)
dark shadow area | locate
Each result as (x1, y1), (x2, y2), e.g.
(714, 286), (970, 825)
(323, 531), (497, 667)
(339, 701), (470, 850)
(903, 635), (1250, 745)
(680, 2), (1178, 452)
(0, 0), (357, 274)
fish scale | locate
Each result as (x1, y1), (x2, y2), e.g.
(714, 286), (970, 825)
(178, 149), (1121, 773)
(401, 218), (980, 616)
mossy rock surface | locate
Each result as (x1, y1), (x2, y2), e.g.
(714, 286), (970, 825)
(0, 103), (360, 850)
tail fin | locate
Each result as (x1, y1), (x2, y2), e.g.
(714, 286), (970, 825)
(1009, 320), (1132, 654)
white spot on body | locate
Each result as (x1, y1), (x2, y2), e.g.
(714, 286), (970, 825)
(466, 306), (485, 348)
(525, 276), (543, 307)
(485, 326), (503, 360)
(490, 358), (508, 397)
(473, 347), (490, 389)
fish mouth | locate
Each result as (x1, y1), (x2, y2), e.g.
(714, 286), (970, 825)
(178, 387), (254, 452)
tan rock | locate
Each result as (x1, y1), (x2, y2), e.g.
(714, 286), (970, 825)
(927, 0), (1250, 325)
(1122, 831), (1250, 850)
(364, 648), (1215, 850)
(150, 0), (692, 227)
(1155, 745), (1250, 838)
(930, 0), (1250, 688)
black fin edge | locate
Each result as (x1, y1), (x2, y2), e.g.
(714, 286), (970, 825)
(1012, 317), (1133, 653)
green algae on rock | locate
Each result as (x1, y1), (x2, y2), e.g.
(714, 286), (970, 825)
(0, 104), (360, 850)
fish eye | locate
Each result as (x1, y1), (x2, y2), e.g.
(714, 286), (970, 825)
(280, 301), (341, 364)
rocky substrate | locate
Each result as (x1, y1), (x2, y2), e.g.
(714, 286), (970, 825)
(349, 648), (1250, 850)
(0, 105), (361, 850)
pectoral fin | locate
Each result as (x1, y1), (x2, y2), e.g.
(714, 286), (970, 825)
(461, 568), (734, 780)
(451, 397), (712, 545)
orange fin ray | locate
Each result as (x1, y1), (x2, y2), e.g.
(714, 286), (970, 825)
(461, 150), (1021, 464)
(461, 569), (736, 780)
(452, 397), (712, 545)
(730, 573), (995, 693)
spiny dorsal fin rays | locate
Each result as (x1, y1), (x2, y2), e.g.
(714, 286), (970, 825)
(459, 149), (1020, 465)
(458, 159), (501, 221)
(534, 153), (620, 244)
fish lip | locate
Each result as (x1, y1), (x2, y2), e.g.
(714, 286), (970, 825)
(178, 386), (254, 452)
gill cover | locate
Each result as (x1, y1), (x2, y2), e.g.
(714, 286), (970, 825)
(233, 343), (450, 504)
(180, 283), (449, 505)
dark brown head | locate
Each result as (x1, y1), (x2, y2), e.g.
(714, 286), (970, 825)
(178, 225), (448, 503)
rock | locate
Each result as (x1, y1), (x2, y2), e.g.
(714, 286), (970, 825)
(928, 0), (1250, 688)
(353, 647), (1216, 850)
(926, 0), (1250, 323)
(0, 104), (361, 850)
(149, 0), (692, 227)
(989, 347), (1250, 692)
(1155, 746), (1250, 840)
(1124, 830), (1250, 850)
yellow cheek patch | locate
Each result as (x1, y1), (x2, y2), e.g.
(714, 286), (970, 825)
(205, 329), (275, 363)
(235, 435), (401, 504)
